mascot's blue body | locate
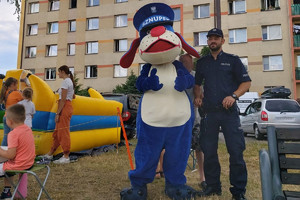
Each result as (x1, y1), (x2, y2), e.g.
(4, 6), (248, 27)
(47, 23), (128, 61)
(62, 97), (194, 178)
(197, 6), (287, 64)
(120, 3), (200, 200)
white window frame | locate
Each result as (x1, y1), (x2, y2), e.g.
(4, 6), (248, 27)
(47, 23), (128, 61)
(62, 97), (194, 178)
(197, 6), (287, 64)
(229, 28), (247, 43)
(115, 39), (128, 52)
(46, 45), (58, 57)
(261, 0), (280, 10)
(139, 63), (145, 74)
(173, 8), (181, 21)
(88, 0), (99, 7)
(116, 0), (128, 3)
(262, 25), (282, 40)
(29, 2), (39, 13)
(229, 0), (246, 14)
(85, 65), (97, 78)
(194, 32), (208, 46)
(114, 65), (128, 78)
(28, 24), (38, 35)
(45, 68), (56, 80)
(115, 15), (128, 27)
(194, 4), (210, 19)
(240, 57), (248, 71)
(69, 67), (74, 75)
(86, 42), (98, 54)
(68, 43), (75, 56)
(25, 46), (37, 58)
(48, 22), (59, 34)
(297, 55), (300, 67)
(263, 55), (283, 71)
(69, 20), (76, 32)
(87, 18), (99, 30)
(49, 0), (60, 11)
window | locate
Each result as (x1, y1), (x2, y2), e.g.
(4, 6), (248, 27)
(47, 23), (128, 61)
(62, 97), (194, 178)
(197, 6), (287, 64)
(48, 22), (59, 34)
(45, 68), (56, 80)
(68, 43), (75, 55)
(262, 25), (282, 40)
(46, 45), (57, 56)
(229, 28), (247, 43)
(297, 55), (300, 67)
(114, 39), (127, 52)
(263, 55), (283, 71)
(25, 69), (35, 74)
(29, 2), (39, 13)
(69, 67), (74, 75)
(261, 0), (280, 10)
(194, 4), (210, 19)
(86, 42), (98, 54)
(114, 65), (127, 77)
(85, 65), (97, 78)
(173, 8), (181, 21)
(88, 0), (99, 6)
(28, 24), (38, 35)
(69, 20), (76, 32)
(194, 32), (208, 46)
(49, 0), (60, 11)
(240, 57), (248, 71)
(116, 0), (128, 2)
(229, 0), (246, 14)
(87, 18), (99, 30)
(115, 15), (127, 27)
(25, 47), (36, 58)
(70, 0), (77, 8)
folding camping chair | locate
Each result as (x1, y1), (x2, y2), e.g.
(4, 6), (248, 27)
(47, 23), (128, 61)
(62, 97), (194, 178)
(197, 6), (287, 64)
(187, 149), (197, 170)
(4, 164), (52, 200)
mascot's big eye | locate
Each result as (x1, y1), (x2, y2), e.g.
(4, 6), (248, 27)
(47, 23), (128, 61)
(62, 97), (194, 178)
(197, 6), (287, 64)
(146, 30), (151, 34)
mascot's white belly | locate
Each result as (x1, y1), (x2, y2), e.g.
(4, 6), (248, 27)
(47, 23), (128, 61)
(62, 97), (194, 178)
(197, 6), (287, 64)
(141, 63), (191, 127)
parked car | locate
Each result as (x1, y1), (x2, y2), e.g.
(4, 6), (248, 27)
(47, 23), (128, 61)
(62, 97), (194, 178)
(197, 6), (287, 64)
(240, 98), (300, 140)
(101, 93), (140, 140)
(237, 92), (259, 113)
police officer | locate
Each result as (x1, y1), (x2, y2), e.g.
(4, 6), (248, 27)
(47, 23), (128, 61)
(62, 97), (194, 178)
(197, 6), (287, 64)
(194, 28), (251, 200)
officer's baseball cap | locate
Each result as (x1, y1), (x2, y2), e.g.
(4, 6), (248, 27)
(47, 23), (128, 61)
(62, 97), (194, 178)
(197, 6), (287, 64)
(207, 28), (224, 38)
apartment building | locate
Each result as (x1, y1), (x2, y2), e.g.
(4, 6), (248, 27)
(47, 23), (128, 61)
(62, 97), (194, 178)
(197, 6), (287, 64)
(18, 0), (297, 98)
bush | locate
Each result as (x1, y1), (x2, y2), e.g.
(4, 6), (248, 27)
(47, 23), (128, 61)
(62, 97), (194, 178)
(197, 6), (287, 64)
(113, 71), (141, 94)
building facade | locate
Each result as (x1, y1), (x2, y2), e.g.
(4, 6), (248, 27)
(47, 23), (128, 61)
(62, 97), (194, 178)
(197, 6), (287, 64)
(18, 0), (298, 98)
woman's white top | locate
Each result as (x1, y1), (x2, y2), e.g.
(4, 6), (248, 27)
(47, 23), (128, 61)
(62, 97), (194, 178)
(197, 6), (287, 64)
(18, 99), (36, 128)
(58, 78), (74, 101)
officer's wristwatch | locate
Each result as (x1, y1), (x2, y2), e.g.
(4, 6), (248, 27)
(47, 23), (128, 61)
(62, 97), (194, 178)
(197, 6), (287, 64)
(232, 93), (239, 101)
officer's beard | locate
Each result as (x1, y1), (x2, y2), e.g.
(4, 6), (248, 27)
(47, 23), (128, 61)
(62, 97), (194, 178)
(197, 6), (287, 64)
(209, 44), (222, 52)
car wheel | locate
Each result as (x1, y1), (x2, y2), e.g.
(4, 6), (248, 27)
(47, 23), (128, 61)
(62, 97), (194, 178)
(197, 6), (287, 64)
(254, 125), (264, 140)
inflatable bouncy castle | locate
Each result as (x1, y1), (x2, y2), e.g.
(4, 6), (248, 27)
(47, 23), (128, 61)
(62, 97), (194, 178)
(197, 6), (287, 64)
(0, 70), (122, 155)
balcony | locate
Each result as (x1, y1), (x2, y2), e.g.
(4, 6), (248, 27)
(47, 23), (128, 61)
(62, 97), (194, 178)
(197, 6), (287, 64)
(294, 35), (300, 47)
(292, 4), (300, 15)
(296, 68), (300, 80)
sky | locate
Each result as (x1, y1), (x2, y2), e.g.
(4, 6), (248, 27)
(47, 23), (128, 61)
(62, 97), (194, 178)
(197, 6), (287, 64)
(0, 2), (20, 75)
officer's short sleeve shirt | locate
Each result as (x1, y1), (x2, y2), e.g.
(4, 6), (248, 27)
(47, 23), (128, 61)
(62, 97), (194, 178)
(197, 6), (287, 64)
(195, 51), (251, 108)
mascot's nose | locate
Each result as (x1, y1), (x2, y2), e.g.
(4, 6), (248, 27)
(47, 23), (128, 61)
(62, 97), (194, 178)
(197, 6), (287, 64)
(150, 26), (166, 37)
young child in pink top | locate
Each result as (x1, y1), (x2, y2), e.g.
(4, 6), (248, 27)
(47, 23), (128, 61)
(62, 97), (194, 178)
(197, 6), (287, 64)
(0, 104), (35, 199)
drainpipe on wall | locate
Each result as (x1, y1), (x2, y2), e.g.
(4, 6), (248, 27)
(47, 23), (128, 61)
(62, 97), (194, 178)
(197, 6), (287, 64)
(17, 0), (27, 69)
(214, 0), (221, 29)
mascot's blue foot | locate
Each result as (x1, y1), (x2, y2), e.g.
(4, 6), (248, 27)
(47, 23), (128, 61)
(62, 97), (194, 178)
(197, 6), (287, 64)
(120, 186), (147, 200)
(165, 184), (197, 200)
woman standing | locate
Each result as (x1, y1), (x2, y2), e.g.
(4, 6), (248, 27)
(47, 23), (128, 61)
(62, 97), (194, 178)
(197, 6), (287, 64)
(0, 77), (23, 146)
(42, 65), (75, 164)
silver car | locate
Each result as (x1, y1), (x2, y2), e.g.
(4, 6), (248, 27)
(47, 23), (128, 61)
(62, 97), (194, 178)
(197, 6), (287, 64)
(240, 98), (300, 140)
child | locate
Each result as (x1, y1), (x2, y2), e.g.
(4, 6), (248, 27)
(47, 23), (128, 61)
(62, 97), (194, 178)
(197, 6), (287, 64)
(0, 77), (23, 146)
(18, 88), (35, 128)
(16, 88), (35, 198)
(0, 104), (35, 199)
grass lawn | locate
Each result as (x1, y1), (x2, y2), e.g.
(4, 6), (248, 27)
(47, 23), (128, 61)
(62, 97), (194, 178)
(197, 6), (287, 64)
(24, 138), (267, 200)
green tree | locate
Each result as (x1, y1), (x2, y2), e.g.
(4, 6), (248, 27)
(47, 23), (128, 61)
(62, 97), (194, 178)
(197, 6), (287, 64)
(2, 0), (21, 20)
(113, 71), (141, 94)
(73, 74), (90, 97)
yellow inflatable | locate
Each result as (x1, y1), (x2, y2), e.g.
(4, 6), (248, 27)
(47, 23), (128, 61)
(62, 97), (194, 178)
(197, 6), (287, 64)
(0, 70), (122, 155)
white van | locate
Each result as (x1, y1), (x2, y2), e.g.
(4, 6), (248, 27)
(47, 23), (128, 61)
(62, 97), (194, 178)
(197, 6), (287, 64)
(237, 92), (259, 113)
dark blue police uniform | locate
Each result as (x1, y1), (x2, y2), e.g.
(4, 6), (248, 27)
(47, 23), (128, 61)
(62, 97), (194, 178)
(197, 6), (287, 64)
(195, 51), (251, 196)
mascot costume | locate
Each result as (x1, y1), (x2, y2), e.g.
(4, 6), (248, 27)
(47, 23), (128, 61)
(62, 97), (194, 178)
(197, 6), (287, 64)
(119, 3), (200, 200)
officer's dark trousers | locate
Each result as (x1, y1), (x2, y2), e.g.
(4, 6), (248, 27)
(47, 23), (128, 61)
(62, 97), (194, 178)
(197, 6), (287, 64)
(200, 109), (247, 195)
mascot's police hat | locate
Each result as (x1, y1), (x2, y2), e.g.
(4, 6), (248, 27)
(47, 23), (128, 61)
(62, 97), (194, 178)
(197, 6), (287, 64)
(133, 3), (174, 32)
(120, 3), (200, 68)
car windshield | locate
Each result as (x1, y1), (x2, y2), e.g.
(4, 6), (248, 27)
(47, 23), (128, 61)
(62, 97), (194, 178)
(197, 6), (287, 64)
(265, 100), (300, 112)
